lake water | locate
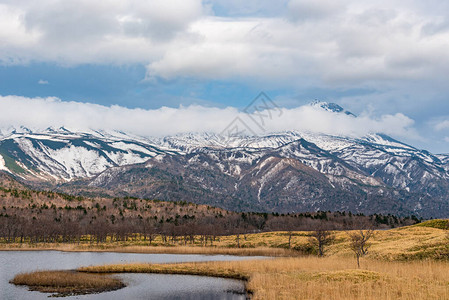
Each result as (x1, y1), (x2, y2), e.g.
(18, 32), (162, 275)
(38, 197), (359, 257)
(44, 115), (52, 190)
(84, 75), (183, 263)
(0, 251), (262, 300)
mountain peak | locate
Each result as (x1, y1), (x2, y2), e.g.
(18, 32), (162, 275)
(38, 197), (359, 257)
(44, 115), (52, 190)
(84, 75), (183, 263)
(310, 100), (356, 117)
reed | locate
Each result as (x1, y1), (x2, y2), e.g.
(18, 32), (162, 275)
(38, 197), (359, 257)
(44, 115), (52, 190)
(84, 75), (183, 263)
(0, 244), (295, 256)
(9, 222), (449, 299)
(80, 257), (449, 300)
(11, 271), (125, 297)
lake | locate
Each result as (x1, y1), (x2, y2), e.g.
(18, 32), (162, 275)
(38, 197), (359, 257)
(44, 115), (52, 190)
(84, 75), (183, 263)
(0, 251), (262, 299)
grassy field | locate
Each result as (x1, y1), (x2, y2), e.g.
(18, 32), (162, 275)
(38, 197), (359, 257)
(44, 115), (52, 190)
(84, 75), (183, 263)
(8, 221), (449, 299)
(79, 257), (449, 300)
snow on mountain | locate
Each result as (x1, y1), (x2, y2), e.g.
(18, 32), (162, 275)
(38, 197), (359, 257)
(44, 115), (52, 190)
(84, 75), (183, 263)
(0, 127), (177, 181)
(1, 108), (448, 217)
(154, 132), (302, 152)
(0, 154), (8, 172)
(310, 100), (356, 116)
(1, 126), (446, 189)
(149, 130), (446, 190)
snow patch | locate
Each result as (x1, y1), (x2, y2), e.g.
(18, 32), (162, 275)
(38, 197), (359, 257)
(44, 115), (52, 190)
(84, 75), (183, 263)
(0, 154), (10, 172)
(104, 150), (148, 166)
(84, 141), (101, 148)
(110, 142), (157, 156)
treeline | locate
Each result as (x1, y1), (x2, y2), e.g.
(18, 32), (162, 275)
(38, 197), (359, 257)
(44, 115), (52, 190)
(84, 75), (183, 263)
(0, 207), (419, 245)
(0, 175), (421, 245)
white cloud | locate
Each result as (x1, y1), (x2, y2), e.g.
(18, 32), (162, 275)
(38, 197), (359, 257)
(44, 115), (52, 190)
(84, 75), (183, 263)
(435, 120), (449, 131)
(0, 95), (417, 139)
(0, 0), (205, 65)
(1, 0), (449, 89)
(38, 79), (48, 85)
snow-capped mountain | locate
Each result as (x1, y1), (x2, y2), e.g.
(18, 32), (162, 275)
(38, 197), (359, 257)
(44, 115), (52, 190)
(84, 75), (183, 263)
(310, 100), (356, 116)
(0, 126), (179, 181)
(1, 104), (448, 217)
(59, 130), (442, 217)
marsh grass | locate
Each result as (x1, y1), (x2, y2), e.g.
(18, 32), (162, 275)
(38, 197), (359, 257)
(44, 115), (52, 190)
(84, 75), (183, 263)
(11, 271), (125, 297)
(80, 257), (449, 300)
(7, 223), (449, 299)
(0, 244), (295, 257)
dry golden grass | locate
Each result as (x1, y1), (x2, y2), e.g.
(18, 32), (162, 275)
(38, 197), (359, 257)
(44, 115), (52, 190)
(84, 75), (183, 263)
(6, 223), (449, 299)
(11, 270), (125, 296)
(80, 257), (449, 300)
(3, 223), (447, 260)
(0, 243), (295, 257)
(313, 226), (448, 261)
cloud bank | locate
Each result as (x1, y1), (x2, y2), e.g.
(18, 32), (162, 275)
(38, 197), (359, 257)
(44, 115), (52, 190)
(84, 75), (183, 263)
(1, 0), (449, 90)
(0, 95), (416, 139)
(0, 1), (446, 151)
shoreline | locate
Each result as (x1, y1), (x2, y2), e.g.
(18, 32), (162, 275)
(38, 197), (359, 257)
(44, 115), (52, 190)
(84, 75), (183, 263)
(79, 261), (256, 297)
(0, 244), (297, 257)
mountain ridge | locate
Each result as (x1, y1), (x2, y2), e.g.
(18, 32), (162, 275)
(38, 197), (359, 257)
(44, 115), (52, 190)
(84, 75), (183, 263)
(1, 98), (448, 219)
(1, 126), (447, 217)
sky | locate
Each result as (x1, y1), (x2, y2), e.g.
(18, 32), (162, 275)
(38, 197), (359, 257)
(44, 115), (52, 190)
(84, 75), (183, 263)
(0, 0), (449, 152)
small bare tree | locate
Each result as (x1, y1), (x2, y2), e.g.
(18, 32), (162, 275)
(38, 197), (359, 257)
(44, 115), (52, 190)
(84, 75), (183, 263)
(266, 217), (300, 249)
(444, 221), (449, 258)
(348, 229), (374, 268)
(446, 220), (449, 238)
(309, 229), (335, 257)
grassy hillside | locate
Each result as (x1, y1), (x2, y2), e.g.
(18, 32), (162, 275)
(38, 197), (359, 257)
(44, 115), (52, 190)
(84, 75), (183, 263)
(3, 222), (448, 261)
(171, 223), (447, 260)
(414, 219), (449, 229)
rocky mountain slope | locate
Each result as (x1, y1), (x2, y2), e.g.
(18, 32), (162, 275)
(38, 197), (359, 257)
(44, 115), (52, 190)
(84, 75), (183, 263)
(72, 133), (447, 217)
(1, 103), (448, 217)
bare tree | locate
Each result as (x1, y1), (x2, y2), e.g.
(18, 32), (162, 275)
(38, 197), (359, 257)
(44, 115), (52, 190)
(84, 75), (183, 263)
(309, 229), (335, 256)
(266, 216), (305, 249)
(348, 229), (374, 268)
(446, 220), (449, 236)
(444, 221), (449, 258)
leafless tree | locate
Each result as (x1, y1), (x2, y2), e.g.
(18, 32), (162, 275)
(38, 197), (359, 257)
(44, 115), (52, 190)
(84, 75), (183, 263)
(309, 229), (335, 256)
(266, 216), (303, 249)
(444, 221), (449, 258)
(348, 229), (374, 268)
(0, 191), (419, 249)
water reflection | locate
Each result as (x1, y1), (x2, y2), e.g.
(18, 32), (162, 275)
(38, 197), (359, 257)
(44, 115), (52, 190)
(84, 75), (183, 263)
(1, 251), (259, 300)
